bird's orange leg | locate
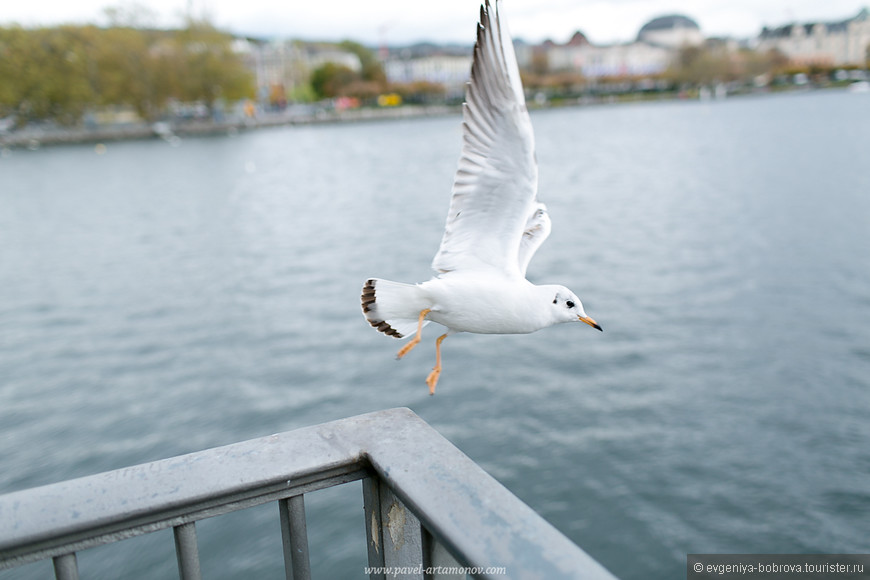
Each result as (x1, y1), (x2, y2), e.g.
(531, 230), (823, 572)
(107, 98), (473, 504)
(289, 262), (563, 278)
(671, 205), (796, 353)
(396, 308), (431, 360)
(426, 333), (448, 395)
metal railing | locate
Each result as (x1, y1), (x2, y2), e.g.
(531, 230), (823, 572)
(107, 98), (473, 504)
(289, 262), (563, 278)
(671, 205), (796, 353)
(0, 407), (618, 580)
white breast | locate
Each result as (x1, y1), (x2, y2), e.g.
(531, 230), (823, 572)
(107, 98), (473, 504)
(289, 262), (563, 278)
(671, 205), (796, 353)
(420, 272), (551, 335)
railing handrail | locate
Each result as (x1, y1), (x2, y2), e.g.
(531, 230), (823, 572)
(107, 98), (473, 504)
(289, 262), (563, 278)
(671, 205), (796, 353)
(0, 407), (618, 579)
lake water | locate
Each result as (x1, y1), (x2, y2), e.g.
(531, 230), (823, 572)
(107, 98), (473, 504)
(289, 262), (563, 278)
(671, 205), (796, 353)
(2, 89), (869, 579)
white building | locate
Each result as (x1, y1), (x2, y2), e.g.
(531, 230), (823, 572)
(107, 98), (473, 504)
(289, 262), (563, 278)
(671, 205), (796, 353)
(545, 15), (701, 78)
(637, 15), (704, 48)
(384, 54), (472, 97)
(306, 47), (362, 73)
(238, 40), (362, 104)
(548, 41), (674, 78)
(756, 8), (870, 66)
(237, 40), (306, 98)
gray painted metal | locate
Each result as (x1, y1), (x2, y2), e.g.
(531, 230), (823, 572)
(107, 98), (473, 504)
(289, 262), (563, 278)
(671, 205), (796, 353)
(279, 495), (311, 580)
(173, 522), (202, 580)
(52, 553), (78, 580)
(422, 529), (465, 580)
(0, 407), (618, 580)
(379, 484), (424, 579)
(363, 477), (387, 580)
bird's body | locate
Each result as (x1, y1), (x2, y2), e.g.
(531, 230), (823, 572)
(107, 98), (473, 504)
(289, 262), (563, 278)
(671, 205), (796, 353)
(361, 0), (601, 393)
(365, 274), (573, 336)
(423, 273), (553, 335)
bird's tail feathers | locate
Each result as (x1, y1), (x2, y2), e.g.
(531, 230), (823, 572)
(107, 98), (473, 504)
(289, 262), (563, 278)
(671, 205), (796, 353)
(361, 278), (429, 339)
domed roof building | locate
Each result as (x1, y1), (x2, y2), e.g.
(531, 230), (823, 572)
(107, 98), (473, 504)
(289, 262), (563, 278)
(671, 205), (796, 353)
(537, 12), (706, 79)
(637, 14), (703, 48)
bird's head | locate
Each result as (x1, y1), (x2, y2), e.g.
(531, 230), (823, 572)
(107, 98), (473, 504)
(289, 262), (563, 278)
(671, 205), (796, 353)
(545, 285), (602, 331)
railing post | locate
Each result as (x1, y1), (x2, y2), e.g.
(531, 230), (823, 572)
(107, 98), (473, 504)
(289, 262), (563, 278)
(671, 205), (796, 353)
(363, 477), (386, 580)
(422, 528), (464, 580)
(379, 484), (424, 580)
(173, 522), (202, 580)
(279, 495), (311, 580)
(52, 553), (79, 580)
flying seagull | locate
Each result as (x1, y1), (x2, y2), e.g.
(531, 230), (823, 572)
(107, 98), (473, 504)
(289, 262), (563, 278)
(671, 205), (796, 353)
(361, 0), (602, 394)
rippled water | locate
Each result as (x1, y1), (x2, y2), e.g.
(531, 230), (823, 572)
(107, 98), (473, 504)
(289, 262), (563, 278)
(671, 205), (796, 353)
(2, 89), (870, 579)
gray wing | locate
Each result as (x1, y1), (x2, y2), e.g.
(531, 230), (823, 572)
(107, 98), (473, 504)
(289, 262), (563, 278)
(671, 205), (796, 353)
(431, 0), (540, 279)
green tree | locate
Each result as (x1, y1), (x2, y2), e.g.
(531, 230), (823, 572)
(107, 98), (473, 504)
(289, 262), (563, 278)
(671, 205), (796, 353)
(310, 62), (359, 99)
(1, 26), (97, 124)
(0, 20), (254, 125)
(339, 40), (386, 85)
(0, 27), (29, 119)
(666, 44), (790, 88)
(169, 19), (254, 112)
(90, 27), (156, 117)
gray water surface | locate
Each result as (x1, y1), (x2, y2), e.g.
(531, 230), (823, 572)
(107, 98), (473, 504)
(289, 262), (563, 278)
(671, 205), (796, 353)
(2, 89), (870, 579)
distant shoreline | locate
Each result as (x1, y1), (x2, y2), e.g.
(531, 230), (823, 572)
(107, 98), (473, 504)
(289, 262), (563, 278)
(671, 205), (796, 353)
(1, 86), (856, 151)
(0, 105), (459, 150)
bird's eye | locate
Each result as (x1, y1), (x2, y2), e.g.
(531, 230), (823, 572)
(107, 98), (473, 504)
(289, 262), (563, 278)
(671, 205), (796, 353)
(566, 300), (575, 309)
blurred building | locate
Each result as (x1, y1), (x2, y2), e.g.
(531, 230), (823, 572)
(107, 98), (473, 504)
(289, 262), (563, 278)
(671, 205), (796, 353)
(380, 14), (704, 90)
(235, 39), (362, 107)
(512, 38), (535, 70)
(757, 8), (870, 66)
(545, 31), (592, 71)
(384, 54), (472, 98)
(382, 44), (472, 99)
(637, 15), (704, 48)
(545, 14), (701, 78)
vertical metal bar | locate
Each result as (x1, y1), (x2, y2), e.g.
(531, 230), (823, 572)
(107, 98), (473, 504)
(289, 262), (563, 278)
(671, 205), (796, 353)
(363, 477), (386, 580)
(379, 484), (424, 580)
(279, 495), (311, 580)
(173, 522), (202, 580)
(422, 528), (464, 580)
(52, 553), (79, 580)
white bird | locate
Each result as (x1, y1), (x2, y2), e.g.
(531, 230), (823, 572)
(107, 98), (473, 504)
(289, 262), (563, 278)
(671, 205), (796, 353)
(361, 0), (601, 394)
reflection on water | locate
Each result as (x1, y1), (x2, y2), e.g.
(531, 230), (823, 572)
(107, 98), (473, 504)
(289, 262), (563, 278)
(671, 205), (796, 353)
(2, 90), (870, 579)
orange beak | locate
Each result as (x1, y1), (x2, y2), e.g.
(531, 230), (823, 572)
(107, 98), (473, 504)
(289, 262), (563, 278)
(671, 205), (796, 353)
(579, 316), (603, 331)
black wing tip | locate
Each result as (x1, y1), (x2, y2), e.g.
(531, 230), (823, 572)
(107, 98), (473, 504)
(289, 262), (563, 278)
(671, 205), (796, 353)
(479, 1), (495, 33)
(360, 279), (404, 339)
(361, 279), (377, 313)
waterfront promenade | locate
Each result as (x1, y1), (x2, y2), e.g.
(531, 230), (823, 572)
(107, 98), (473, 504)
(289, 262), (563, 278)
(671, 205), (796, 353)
(0, 105), (456, 150)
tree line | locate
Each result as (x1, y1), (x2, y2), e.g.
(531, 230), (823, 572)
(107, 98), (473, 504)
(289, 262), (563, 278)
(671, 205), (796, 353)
(0, 21), (254, 126)
(4, 20), (865, 127)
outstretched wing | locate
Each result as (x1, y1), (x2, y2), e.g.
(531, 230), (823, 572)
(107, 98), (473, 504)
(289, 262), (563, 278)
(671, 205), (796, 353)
(431, 0), (540, 279)
(517, 202), (551, 278)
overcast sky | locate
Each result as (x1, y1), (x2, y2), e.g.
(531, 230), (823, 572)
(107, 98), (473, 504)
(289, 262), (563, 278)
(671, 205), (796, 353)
(2, 0), (868, 45)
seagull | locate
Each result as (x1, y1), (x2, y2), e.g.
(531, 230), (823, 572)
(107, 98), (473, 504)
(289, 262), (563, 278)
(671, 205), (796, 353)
(361, 0), (602, 394)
